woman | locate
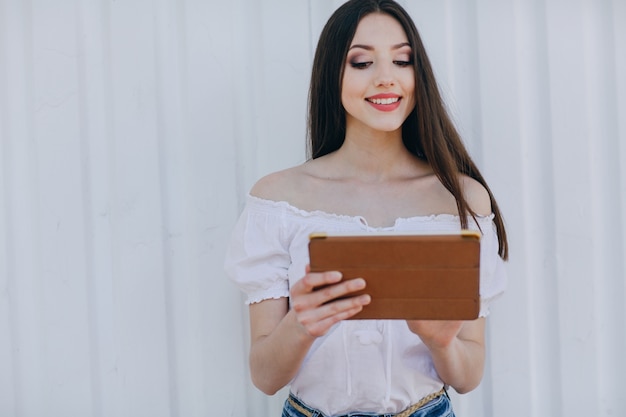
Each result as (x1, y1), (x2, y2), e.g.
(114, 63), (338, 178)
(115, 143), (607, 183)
(225, 0), (508, 415)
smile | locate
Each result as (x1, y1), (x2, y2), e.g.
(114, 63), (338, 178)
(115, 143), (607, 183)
(366, 97), (400, 105)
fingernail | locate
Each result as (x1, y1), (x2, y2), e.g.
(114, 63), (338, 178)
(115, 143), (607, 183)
(329, 271), (342, 281)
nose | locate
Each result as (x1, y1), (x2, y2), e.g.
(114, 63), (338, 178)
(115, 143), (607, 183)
(375, 62), (395, 87)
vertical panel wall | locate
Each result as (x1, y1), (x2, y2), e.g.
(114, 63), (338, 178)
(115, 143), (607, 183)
(0, 1), (624, 416)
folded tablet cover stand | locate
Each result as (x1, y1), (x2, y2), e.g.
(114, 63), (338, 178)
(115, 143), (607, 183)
(308, 231), (481, 320)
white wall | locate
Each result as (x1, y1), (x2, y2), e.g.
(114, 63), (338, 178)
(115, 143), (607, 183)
(0, 0), (624, 416)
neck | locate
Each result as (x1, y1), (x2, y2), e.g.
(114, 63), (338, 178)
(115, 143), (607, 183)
(333, 126), (420, 182)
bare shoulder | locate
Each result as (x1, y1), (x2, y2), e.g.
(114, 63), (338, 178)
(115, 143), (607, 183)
(459, 175), (492, 216)
(249, 164), (310, 202)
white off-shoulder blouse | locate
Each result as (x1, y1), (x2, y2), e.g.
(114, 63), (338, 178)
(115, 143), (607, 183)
(224, 194), (507, 415)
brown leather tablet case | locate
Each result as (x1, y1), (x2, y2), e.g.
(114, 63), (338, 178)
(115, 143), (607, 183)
(308, 231), (481, 320)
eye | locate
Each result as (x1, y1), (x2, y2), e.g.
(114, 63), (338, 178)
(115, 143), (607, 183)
(350, 61), (372, 69)
(393, 60), (413, 67)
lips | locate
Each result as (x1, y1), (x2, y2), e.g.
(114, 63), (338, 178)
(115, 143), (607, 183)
(365, 94), (402, 111)
(367, 97), (399, 105)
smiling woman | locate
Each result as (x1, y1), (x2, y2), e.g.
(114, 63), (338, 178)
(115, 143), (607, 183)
(341, 14), (415, 131)
(1, 0), (624, 415)
(341, 14), (415, 127)
(224, 0), (508, 416)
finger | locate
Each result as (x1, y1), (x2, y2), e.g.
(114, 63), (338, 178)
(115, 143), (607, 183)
(304, 305), (364, 337)
(292, 277), (366, 312)
(294, 270), (343, 294)
(315, 277), (367, 304)
(299, 294), (371, 336)
(298, 293), (371, 326)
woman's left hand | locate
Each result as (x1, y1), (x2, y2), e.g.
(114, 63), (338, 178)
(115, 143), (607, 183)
(406, 318), (486, 394)
(405, 320), (464, 350)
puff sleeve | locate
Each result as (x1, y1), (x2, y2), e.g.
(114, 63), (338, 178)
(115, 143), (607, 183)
(224, 199), (291, 304)
(477, 216), (507, 317)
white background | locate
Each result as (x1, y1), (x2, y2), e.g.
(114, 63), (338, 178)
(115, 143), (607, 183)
(0, 0), (625, 416)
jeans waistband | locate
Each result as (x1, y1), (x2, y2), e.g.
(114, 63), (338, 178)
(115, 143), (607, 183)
(286, 388), (447, 417)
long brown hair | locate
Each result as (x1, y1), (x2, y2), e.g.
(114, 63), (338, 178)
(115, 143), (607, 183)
(307, 0), (508, 259)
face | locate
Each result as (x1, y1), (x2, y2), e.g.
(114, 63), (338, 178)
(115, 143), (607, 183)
(341, 13), (416, 136)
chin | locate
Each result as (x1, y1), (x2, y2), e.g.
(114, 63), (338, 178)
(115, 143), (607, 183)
(371, 123), (404, 133)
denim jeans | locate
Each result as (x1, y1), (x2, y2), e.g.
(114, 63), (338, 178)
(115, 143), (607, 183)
(282, 392), (456, 417)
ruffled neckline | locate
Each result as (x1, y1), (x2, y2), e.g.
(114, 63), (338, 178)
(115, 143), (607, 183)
(247, 194), (494, 231)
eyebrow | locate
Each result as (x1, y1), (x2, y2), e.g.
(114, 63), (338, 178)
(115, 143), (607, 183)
(348, 42), (411, 51)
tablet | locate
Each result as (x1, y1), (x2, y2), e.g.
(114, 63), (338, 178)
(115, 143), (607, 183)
(308, 230), (481, 320)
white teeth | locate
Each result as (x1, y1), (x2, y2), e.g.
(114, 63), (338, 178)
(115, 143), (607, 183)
(368, 97), (399, 105)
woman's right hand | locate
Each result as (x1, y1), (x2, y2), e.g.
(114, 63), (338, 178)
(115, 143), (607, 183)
(289, 265), (371, 337)
(248, 265), (370, 394)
